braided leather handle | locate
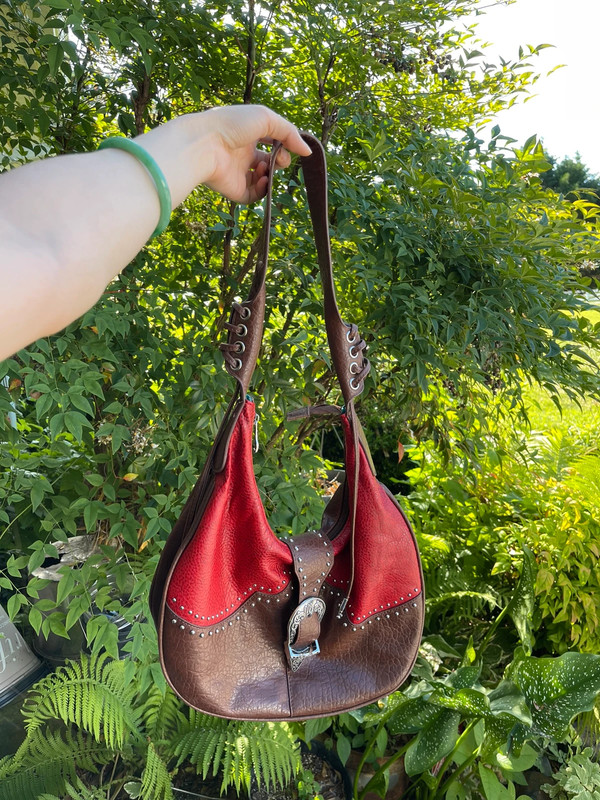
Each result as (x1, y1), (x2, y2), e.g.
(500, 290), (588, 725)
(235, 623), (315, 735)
(221, 133), (370, 405)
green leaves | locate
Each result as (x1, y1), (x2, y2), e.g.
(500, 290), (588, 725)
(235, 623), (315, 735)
(506, 652), (600, 739)
(404, 709), (461, 776)
(505, 547), (536, 654)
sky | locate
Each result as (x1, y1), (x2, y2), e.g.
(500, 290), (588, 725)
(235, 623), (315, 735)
(466, 0), (600, 175)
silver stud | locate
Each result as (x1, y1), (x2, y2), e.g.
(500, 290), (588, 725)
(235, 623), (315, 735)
(190, 630), (196, 635)
(412, 602), (418, 607)
(368, 620), (372, 624)
(343, 622), (348, 627)
(395, 611), (400, 616)
(361, 626), (365, 630)
(195, 614), (199, 619)
(321, 572), (326, 577)
(180, 625), (185, 630)
(238, 597), (241, 601)
(277, 585), (281, 589)
(404, 608), (409, 613)
(201, 616), (205, 620)
(209, 631), (213, 635)
(236, 616), (240, 621)
(200, 633), (204, 638)
(266, 599), (270, 603)
(257, 597), (261, 601)
(215, 629), (219, 634)
(352, 627), (357, 632)
(276, 598), (280, 603)
(294, 546), (299, 551)
(171, 598), (177, 603)
(408, 593), (412, 598)
(303, 591), (307, 596)
(299, 568), (303, 572)
(298, 557), (302, 562)
(188, 610), (193, 614)
(243, 609), (248, 614)
(229, 621), (233, 626)
(171, 619), (177, 624)
(386, 614), (390, 619)
(179, 605), (185, 610)
(326, 562), (331, 566)
(251, 603), (255, 607)
(326, 552), (331, 557)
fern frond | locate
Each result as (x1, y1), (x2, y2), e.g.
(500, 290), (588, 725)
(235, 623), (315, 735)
(140, 742), (173, 800)
(0, 727), (111, 800)
(21, 652), (142, 750)
(426, 590), (500, 609)
(566, 453), (600, 511)
(173, 713), (300, 795)
(141, 684), (186, 741)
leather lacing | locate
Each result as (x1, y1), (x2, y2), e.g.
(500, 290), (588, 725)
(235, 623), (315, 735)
(346, 323), (371, 390)
(220, 302), (251, 371)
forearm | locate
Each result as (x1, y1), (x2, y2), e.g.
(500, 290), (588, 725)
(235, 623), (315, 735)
(0, 113), (215, 358)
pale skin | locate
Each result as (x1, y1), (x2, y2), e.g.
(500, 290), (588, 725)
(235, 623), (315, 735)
(0, 105), (312, 361)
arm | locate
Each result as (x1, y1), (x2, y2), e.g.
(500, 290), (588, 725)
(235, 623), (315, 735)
(0, 105), (311, 361)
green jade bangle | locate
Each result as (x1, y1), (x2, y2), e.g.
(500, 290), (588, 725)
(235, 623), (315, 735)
(98, 137), (172, 238)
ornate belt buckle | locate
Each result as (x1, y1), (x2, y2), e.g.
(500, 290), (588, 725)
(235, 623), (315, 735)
(286, 597), (326, 672)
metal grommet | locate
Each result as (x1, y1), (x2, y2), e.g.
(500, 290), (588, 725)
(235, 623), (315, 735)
(235, 341), (246, 353)
(350, 377), (360, 390)
(350, 362), (360, 374)
(237, 323), (248, 337)
(231, 358), (243, 371)
(346, 328), (357, 344)
(240, 306), (251, 319)
(349, 345), (359, 358)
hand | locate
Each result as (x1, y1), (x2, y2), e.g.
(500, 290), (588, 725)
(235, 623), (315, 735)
(199, 105), (313, 204)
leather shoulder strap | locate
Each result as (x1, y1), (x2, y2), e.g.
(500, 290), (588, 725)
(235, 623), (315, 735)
(221, 133), (370, 406)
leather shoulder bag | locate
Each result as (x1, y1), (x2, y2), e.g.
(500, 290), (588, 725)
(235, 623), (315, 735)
(149, 133), (424, 721)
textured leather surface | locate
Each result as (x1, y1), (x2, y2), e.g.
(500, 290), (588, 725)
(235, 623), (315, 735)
(157, 397), (424, 720)
(166, 400), (293, 621)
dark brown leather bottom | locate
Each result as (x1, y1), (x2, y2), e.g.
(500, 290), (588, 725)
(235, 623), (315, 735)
(160, 588), (424, 720)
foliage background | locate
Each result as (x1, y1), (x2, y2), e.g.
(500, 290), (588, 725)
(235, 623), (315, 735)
(1, 0), (600, 796)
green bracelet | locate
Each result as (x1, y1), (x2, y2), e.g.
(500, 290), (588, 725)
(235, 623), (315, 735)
(98, 136), (172, 238)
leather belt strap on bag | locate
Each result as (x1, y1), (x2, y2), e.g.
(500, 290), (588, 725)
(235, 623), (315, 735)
(149, 132), (425, 721)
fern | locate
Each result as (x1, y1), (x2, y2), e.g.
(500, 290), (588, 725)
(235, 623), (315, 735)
(173, 712), (301, 795)
(565, 453), (600, 512)
(140, 742), (174, 800)
(21, 652), (142, 749)
(0, 727), (111, 800)
(141, 684), (187, 742)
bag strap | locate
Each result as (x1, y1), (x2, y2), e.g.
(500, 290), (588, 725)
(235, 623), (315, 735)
(219, 133), (370, 406)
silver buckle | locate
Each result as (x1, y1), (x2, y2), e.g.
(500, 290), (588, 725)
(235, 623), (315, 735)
(287, 597), (326, 672)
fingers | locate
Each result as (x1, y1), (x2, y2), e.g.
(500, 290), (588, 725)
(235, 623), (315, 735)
(260, 108), (312, 157)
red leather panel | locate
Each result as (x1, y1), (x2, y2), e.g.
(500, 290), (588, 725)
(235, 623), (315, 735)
(167, 400), (292, 624)
(327, 414), (422, 621)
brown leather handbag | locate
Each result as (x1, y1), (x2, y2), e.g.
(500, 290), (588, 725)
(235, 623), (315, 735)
(149, 133), (424, 721)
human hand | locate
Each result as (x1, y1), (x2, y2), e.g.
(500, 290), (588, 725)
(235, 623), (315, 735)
(199, 105), (312, 204)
